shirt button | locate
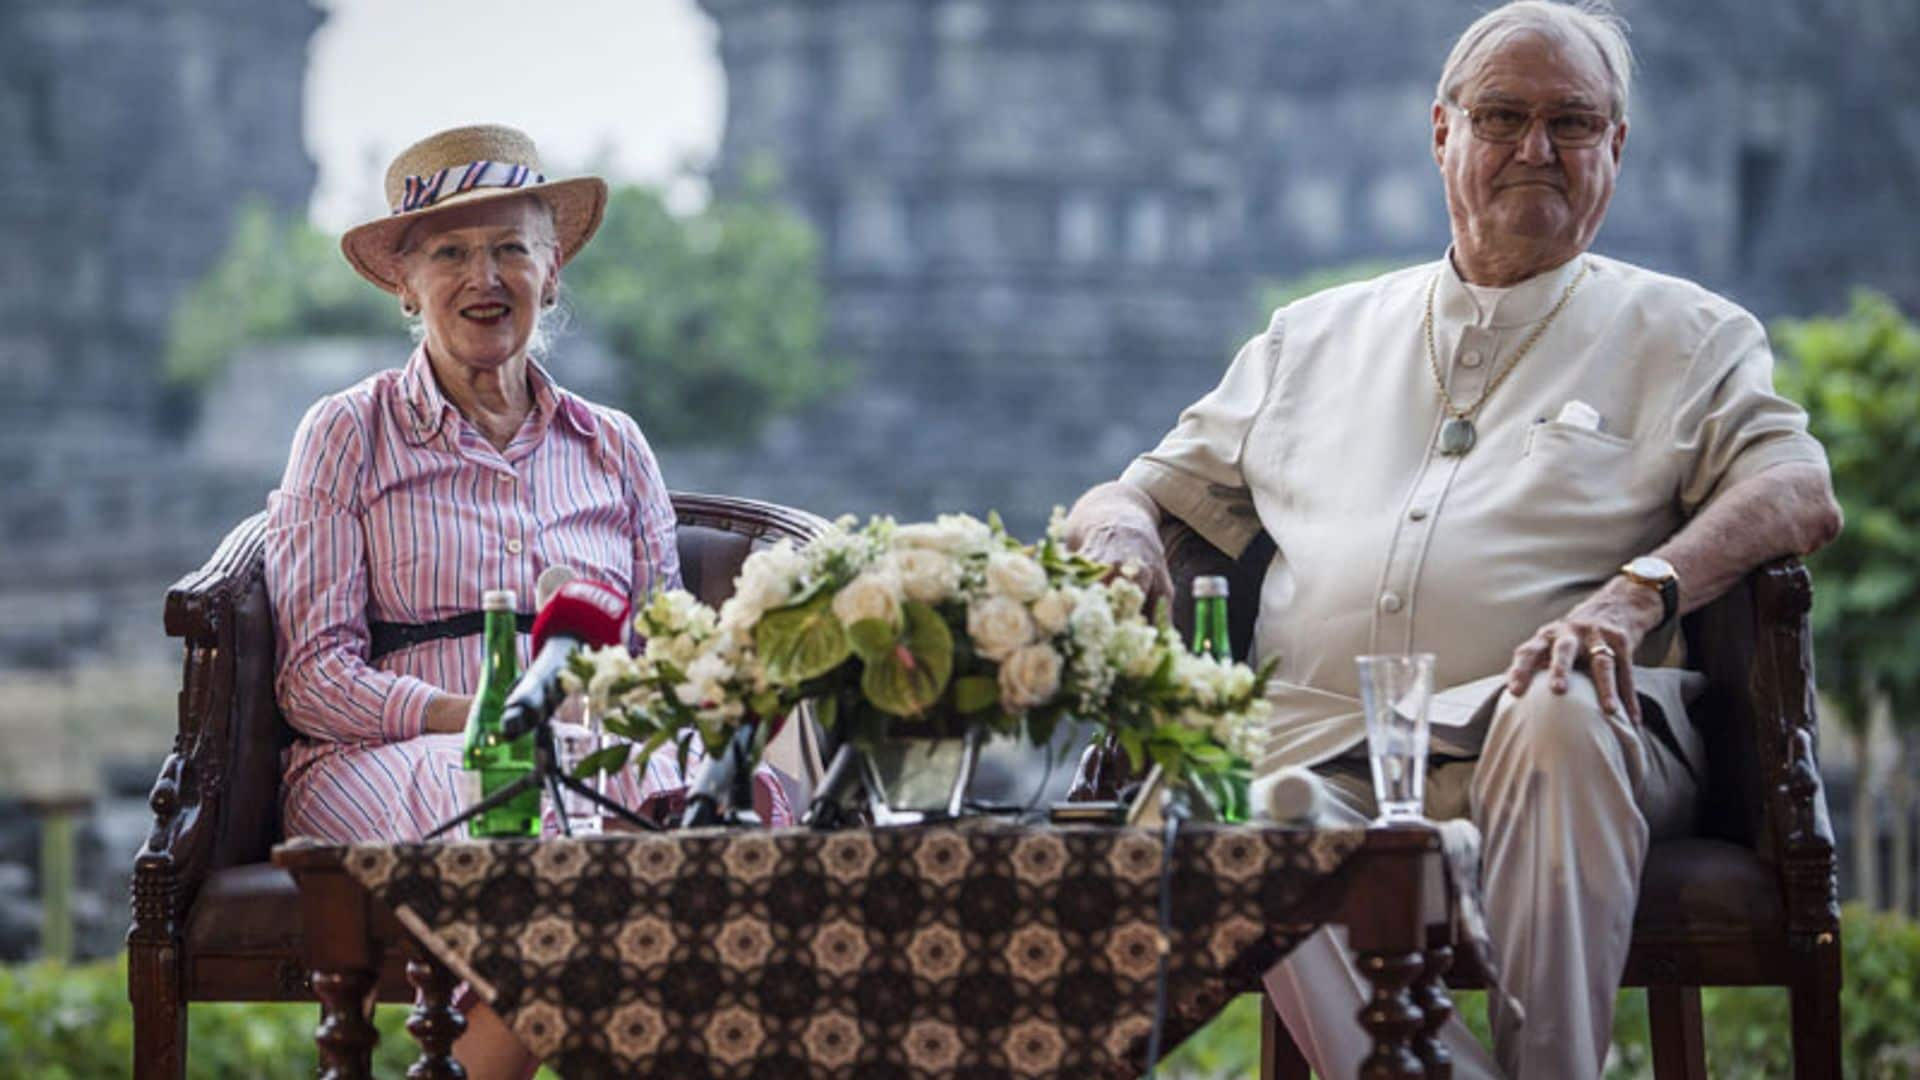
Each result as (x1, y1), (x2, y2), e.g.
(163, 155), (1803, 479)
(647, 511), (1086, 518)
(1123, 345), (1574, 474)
(1460, 350), (1483, 368)
(1380, 592), (1403, 613)
(505, 538), (524, 555)
(1409, 507), (1429, 521)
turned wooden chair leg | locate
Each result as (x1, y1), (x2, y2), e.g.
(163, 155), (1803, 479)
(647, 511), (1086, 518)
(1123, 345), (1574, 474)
(1647, 985), (1707, 1080)
(1261, 992), (1313, 1080)
(1789, 933), (1843, 1080)
(129, 947), (187, 1080)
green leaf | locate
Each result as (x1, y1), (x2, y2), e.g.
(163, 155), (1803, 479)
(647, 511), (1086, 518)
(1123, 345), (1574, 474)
(755, 590), (852, 683)
(569, 742), (631, 781)
(861, 601), (955, 717)
(952, 675), (1000, 714)
(846, 617), (899, 661)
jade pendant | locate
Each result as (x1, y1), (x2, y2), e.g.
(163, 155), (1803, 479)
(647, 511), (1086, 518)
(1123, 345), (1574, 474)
(1439, 417), (1476, 455)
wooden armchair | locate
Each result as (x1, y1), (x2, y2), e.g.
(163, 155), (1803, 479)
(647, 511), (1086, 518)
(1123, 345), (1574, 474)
(127, 492), (829, 1079)
(1154, 522), (1842, 1080)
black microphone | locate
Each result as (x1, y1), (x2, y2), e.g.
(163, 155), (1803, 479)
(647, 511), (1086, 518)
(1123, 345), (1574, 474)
(498, 579), (628, 740)
(680, 720), (758, 827)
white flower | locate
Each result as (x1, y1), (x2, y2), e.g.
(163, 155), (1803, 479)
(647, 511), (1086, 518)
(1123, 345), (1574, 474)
(895, 514), (993, 556)
(832, 570), (903, 628)
(681, 651), (736, 706)
(999, 643), (1063, 709)
(985, 552), (1048, 603)
(1030, 588), (1076, 636)
(1066, 586), (1116, 648)
(968, 595), (1036, 661)
(1106, 576), (1147, 619)
(890, 548), (962, 604)
(727, 541), (807, 626)
(1109, 623), (1163, 679)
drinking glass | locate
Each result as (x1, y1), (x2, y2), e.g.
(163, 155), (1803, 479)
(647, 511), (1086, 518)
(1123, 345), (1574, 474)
(1355, 653), (1435, 824)
(551, 712), (607, 836)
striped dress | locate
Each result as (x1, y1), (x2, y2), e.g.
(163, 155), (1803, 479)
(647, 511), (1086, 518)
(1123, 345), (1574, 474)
(267, 346), (790, 842)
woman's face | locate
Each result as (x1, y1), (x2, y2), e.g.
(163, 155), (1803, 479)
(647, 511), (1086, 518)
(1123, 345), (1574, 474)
(398, 196), (558, 374)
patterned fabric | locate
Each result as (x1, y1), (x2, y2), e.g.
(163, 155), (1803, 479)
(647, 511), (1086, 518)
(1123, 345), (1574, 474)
(399, 159), (546, 213)
(264, 345), (779, 843)
(337, 824), (1369, 1078)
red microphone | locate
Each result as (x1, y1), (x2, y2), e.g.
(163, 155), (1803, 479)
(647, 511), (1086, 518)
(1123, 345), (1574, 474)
(500, 579), (629, 739)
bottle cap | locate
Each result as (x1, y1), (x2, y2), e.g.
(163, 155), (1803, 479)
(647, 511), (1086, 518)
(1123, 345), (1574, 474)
(482, 589), (518, 612)
(1192, 575), (1230, 599)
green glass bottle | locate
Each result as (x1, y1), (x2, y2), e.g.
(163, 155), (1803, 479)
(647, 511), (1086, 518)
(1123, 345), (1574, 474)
(1190, 575), (1248, 821)
(461, 589), (540, 838)
(1191, 575), (1232, 662)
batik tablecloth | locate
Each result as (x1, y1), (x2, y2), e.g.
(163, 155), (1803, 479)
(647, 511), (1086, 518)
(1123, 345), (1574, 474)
(336, 823), (1372, 1078)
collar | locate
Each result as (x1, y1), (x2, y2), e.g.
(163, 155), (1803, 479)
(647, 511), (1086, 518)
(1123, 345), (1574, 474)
(391, 345), (598, 446)
(1433, 247), (1589, 331)
(526, 357), (600, 440)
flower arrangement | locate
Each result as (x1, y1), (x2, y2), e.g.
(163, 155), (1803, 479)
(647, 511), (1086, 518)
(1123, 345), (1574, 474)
(565, 511), (1273, 815)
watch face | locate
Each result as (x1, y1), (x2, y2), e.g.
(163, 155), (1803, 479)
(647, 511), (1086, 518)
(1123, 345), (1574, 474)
(1627, 555), (1676, 582)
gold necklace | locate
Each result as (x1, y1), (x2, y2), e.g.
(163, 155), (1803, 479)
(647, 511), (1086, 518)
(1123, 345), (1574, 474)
(1423, 261), (1589, 455)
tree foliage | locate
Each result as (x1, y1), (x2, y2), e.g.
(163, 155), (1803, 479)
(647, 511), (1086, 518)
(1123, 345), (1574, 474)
(565, 182), (846, 444)
(164, 201), (399, 386)
(1772, 291), (1920, 729)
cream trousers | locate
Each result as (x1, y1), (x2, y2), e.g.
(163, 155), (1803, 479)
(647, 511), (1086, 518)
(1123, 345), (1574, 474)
(1263, 673), (1700, 1079)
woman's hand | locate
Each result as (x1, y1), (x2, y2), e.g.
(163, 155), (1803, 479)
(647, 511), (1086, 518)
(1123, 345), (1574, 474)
(425, 693), (475, 734)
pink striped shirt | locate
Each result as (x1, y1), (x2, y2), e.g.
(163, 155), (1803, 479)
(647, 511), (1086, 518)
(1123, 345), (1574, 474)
(267, 346), (789, 841)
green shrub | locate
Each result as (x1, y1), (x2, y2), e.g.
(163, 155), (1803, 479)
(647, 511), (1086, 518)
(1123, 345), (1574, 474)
(0, 953), (558, 1078)
(1162, 904), (1920, 1078)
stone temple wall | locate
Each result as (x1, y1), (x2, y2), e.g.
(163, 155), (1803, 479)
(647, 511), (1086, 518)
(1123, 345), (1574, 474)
(0, 0), (321, 669)
(685, 0), (1920, 536)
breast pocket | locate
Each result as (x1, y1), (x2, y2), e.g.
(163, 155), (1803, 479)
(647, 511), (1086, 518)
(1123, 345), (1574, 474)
(1508, 421), (1654, 562)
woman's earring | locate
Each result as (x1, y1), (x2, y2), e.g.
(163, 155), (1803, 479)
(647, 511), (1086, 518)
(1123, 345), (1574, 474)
(401, 297), (419, 316)
(541, 292), (557, 309)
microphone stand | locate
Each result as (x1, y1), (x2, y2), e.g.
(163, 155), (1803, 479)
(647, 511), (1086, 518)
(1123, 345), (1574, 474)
(427, 716), (661, 840)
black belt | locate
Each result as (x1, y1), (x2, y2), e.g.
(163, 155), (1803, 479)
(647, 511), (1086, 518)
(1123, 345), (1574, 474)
(368, 612), (534, 662)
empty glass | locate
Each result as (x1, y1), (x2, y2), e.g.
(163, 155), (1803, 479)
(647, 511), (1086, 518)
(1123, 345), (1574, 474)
(1356, 653), (1435, 824)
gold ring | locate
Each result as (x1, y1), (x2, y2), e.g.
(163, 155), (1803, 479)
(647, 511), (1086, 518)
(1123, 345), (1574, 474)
(1588, 643), (1616, 660)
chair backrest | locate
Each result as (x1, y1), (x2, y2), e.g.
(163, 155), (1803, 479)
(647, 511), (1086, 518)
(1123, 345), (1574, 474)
(160, 491), (828, 871)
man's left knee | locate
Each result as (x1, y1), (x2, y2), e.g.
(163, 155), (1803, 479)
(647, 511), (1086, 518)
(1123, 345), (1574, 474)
(1479, 674), (1637, 790)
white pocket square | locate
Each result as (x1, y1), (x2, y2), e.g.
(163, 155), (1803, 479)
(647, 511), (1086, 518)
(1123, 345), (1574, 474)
(1555, 399), (1603, 431)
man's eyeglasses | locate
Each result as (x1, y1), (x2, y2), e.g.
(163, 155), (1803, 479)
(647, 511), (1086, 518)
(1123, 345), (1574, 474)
(1453, 103), (1614, 149)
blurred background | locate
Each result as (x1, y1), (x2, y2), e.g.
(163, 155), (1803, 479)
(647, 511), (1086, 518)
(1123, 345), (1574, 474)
(1, 0), (1917, 1074)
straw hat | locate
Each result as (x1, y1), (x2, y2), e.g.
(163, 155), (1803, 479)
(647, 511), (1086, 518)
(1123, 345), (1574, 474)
(341, 124), (607, 294)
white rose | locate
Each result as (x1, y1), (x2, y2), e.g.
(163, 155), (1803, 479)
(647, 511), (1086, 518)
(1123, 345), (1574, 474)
(998, 643), (1064, 710)
(968, 595), (1036, 661)
(890, 548), (962, 604)
(985, 552), (1048, 603)
(1030, 588), (1076, 635)
(895, 514), (992, 555)
(832, 571), (903, 628)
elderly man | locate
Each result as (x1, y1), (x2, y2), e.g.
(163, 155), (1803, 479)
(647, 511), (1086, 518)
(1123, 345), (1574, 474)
(1065, 1), (1841, 1076)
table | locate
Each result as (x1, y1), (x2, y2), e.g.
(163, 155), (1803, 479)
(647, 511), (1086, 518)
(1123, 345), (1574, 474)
(273, 823), (1464, 1078)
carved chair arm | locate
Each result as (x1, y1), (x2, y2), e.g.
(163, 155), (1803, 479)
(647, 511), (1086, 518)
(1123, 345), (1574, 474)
(133, 512), (271, 944)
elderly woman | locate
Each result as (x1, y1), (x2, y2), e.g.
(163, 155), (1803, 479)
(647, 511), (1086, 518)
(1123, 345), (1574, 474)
(267, 124), (789, 1076)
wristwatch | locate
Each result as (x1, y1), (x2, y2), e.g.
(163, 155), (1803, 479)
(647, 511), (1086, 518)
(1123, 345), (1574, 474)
(1619, 555), (1680, 628)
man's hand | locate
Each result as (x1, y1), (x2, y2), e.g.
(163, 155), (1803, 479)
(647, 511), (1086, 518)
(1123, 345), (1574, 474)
(1505, 577), (1666, 722)
(1062, 482), (1175, 615)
